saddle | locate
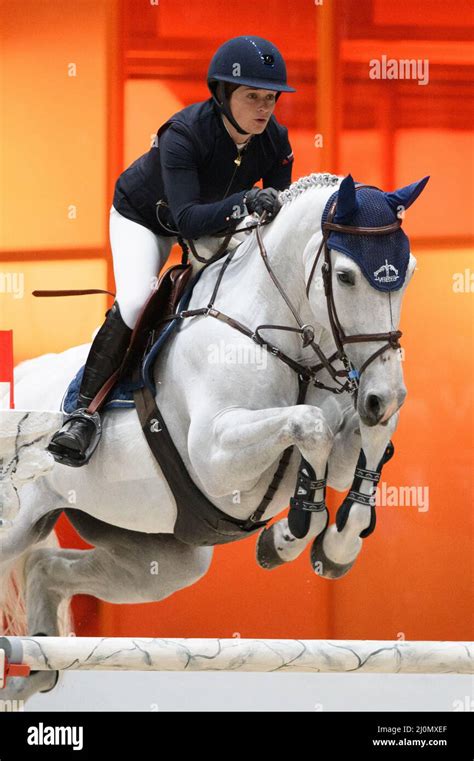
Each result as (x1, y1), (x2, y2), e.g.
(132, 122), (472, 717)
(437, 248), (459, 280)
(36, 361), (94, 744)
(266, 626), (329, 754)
(119, 263), (193, 381)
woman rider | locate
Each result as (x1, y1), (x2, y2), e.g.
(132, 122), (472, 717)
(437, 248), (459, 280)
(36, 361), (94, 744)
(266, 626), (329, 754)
(48, 34), (296, 467)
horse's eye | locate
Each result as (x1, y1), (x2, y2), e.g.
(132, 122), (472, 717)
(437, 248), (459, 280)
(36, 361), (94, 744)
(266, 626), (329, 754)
(337, 271), (354, 285)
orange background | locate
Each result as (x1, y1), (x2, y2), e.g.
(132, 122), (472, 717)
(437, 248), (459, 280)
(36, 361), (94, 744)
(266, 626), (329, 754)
(0, 0), (472, 640)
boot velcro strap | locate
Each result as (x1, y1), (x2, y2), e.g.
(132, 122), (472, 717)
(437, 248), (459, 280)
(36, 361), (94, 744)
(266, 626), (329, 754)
(295, 478), (326, 494)
(354, 467), (381, 483)
(290, 497), (327, 512)
(348, 490), (375, 507)
(309, 478), (327, 489)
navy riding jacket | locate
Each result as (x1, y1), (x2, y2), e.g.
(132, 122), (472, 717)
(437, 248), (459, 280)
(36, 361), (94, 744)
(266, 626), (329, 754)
(112, 97), (294, 239)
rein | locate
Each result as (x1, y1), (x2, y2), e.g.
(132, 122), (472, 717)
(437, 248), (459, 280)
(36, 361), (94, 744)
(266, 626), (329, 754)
(159, 183), (404, 396)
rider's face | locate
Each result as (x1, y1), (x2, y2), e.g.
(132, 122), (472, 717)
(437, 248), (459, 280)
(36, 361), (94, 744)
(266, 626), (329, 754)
(229, 87), (277, 135)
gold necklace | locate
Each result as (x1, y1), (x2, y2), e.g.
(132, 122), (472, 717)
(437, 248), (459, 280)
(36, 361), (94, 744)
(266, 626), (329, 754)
(221, 116), (251, 165)
(234, 137), (252, 165)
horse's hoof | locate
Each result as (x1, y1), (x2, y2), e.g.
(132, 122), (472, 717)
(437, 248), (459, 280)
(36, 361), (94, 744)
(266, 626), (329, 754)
(0, 669), (60, 706)
(310, 530), (355, 579)
(36, 669), (60, 693)
(256, 526), (286, 570)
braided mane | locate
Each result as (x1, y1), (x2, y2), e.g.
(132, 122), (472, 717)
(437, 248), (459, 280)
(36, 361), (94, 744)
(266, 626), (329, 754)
(279, 172), (341, 205)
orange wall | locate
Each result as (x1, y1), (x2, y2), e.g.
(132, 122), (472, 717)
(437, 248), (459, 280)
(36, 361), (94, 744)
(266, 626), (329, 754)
(330, 248), (473, 640)
(0, 0), (114, 359)
(0, 0), (108, 250)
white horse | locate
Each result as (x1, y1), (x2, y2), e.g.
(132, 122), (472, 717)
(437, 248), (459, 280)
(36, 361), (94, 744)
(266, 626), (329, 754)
(0, 171), (428, 701)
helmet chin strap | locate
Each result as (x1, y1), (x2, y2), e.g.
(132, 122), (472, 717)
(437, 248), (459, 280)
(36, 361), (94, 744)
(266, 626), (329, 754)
(211, 82), (249, 135)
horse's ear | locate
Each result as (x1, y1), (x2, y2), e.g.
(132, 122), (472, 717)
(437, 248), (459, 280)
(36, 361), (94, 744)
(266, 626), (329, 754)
(334, 174), (358, 222)
(384, 176), (430, 213)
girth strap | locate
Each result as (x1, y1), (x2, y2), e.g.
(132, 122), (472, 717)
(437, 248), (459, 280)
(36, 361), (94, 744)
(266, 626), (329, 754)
(133, 370), (311, 535)
(133, 371), (268, 537)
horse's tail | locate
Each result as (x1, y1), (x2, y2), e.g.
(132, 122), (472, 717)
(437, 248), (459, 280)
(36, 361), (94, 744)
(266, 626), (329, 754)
(0, 529), (72, 637)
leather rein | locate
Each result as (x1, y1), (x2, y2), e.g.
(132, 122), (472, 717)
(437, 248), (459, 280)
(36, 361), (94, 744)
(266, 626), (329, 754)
(163, 183), (404, 396)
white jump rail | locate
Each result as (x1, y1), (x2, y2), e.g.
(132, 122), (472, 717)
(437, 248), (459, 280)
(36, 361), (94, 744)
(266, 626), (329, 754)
(1, 637), (472, 686)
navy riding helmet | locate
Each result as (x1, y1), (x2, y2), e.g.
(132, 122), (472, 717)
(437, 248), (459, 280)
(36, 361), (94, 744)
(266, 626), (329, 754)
(207, 35), (296, 135)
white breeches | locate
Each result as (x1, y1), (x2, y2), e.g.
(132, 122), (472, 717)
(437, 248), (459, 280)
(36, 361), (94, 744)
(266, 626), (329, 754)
(109, 205), (177, 329)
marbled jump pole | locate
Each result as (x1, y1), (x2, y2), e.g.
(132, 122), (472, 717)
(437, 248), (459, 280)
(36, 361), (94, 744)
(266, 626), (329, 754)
(1, 637), (472, 686)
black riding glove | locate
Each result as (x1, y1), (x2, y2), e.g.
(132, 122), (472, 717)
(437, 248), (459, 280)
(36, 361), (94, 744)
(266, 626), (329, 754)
(244, 187), (282, 219)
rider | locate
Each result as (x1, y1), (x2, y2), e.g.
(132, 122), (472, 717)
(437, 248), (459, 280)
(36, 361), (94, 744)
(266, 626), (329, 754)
(47, 35), (296, 467)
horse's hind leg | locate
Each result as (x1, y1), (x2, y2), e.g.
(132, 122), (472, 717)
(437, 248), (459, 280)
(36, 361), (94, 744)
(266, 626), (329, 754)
(0, 503), (66, 705)
(2, 514), (213, 706)
(0, 517), (67, 705)
(2, 546), (109, 706)
(24, 509), (213, 636)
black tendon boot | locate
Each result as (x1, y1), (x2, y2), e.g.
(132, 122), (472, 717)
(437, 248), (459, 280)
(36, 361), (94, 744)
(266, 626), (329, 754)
(47, 302), (132, 467)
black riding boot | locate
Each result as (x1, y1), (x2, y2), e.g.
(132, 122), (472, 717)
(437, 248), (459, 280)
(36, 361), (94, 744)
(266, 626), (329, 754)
(47, 302), (132, 467)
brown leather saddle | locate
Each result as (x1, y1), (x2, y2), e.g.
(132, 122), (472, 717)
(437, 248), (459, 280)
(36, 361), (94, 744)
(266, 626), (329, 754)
(119, 263), (193, 381)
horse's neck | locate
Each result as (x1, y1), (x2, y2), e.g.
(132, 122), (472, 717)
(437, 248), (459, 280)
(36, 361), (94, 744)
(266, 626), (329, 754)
(238, 187), (338, 350)
(190, 182), (340, 359)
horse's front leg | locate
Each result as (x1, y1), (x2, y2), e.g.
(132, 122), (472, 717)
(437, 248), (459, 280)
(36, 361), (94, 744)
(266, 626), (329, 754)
(188, 403), (336, 496)
(311, 413), (398, 579)
(188, 402), (340, 569)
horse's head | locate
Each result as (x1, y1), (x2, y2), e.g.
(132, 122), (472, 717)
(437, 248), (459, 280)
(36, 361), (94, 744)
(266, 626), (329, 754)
(307, 173), (429, 426)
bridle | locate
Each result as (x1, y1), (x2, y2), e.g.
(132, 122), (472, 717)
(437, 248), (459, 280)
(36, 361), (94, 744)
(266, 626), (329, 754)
(302, 183), (404, 393)
(156, 183), (405, 397)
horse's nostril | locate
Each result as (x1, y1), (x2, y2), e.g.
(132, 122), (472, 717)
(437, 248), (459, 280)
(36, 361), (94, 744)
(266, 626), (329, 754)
(366, 394), (382, 416)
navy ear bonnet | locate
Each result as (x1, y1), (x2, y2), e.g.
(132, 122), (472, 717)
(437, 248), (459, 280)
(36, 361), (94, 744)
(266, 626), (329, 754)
(321, 174), (430, 292)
